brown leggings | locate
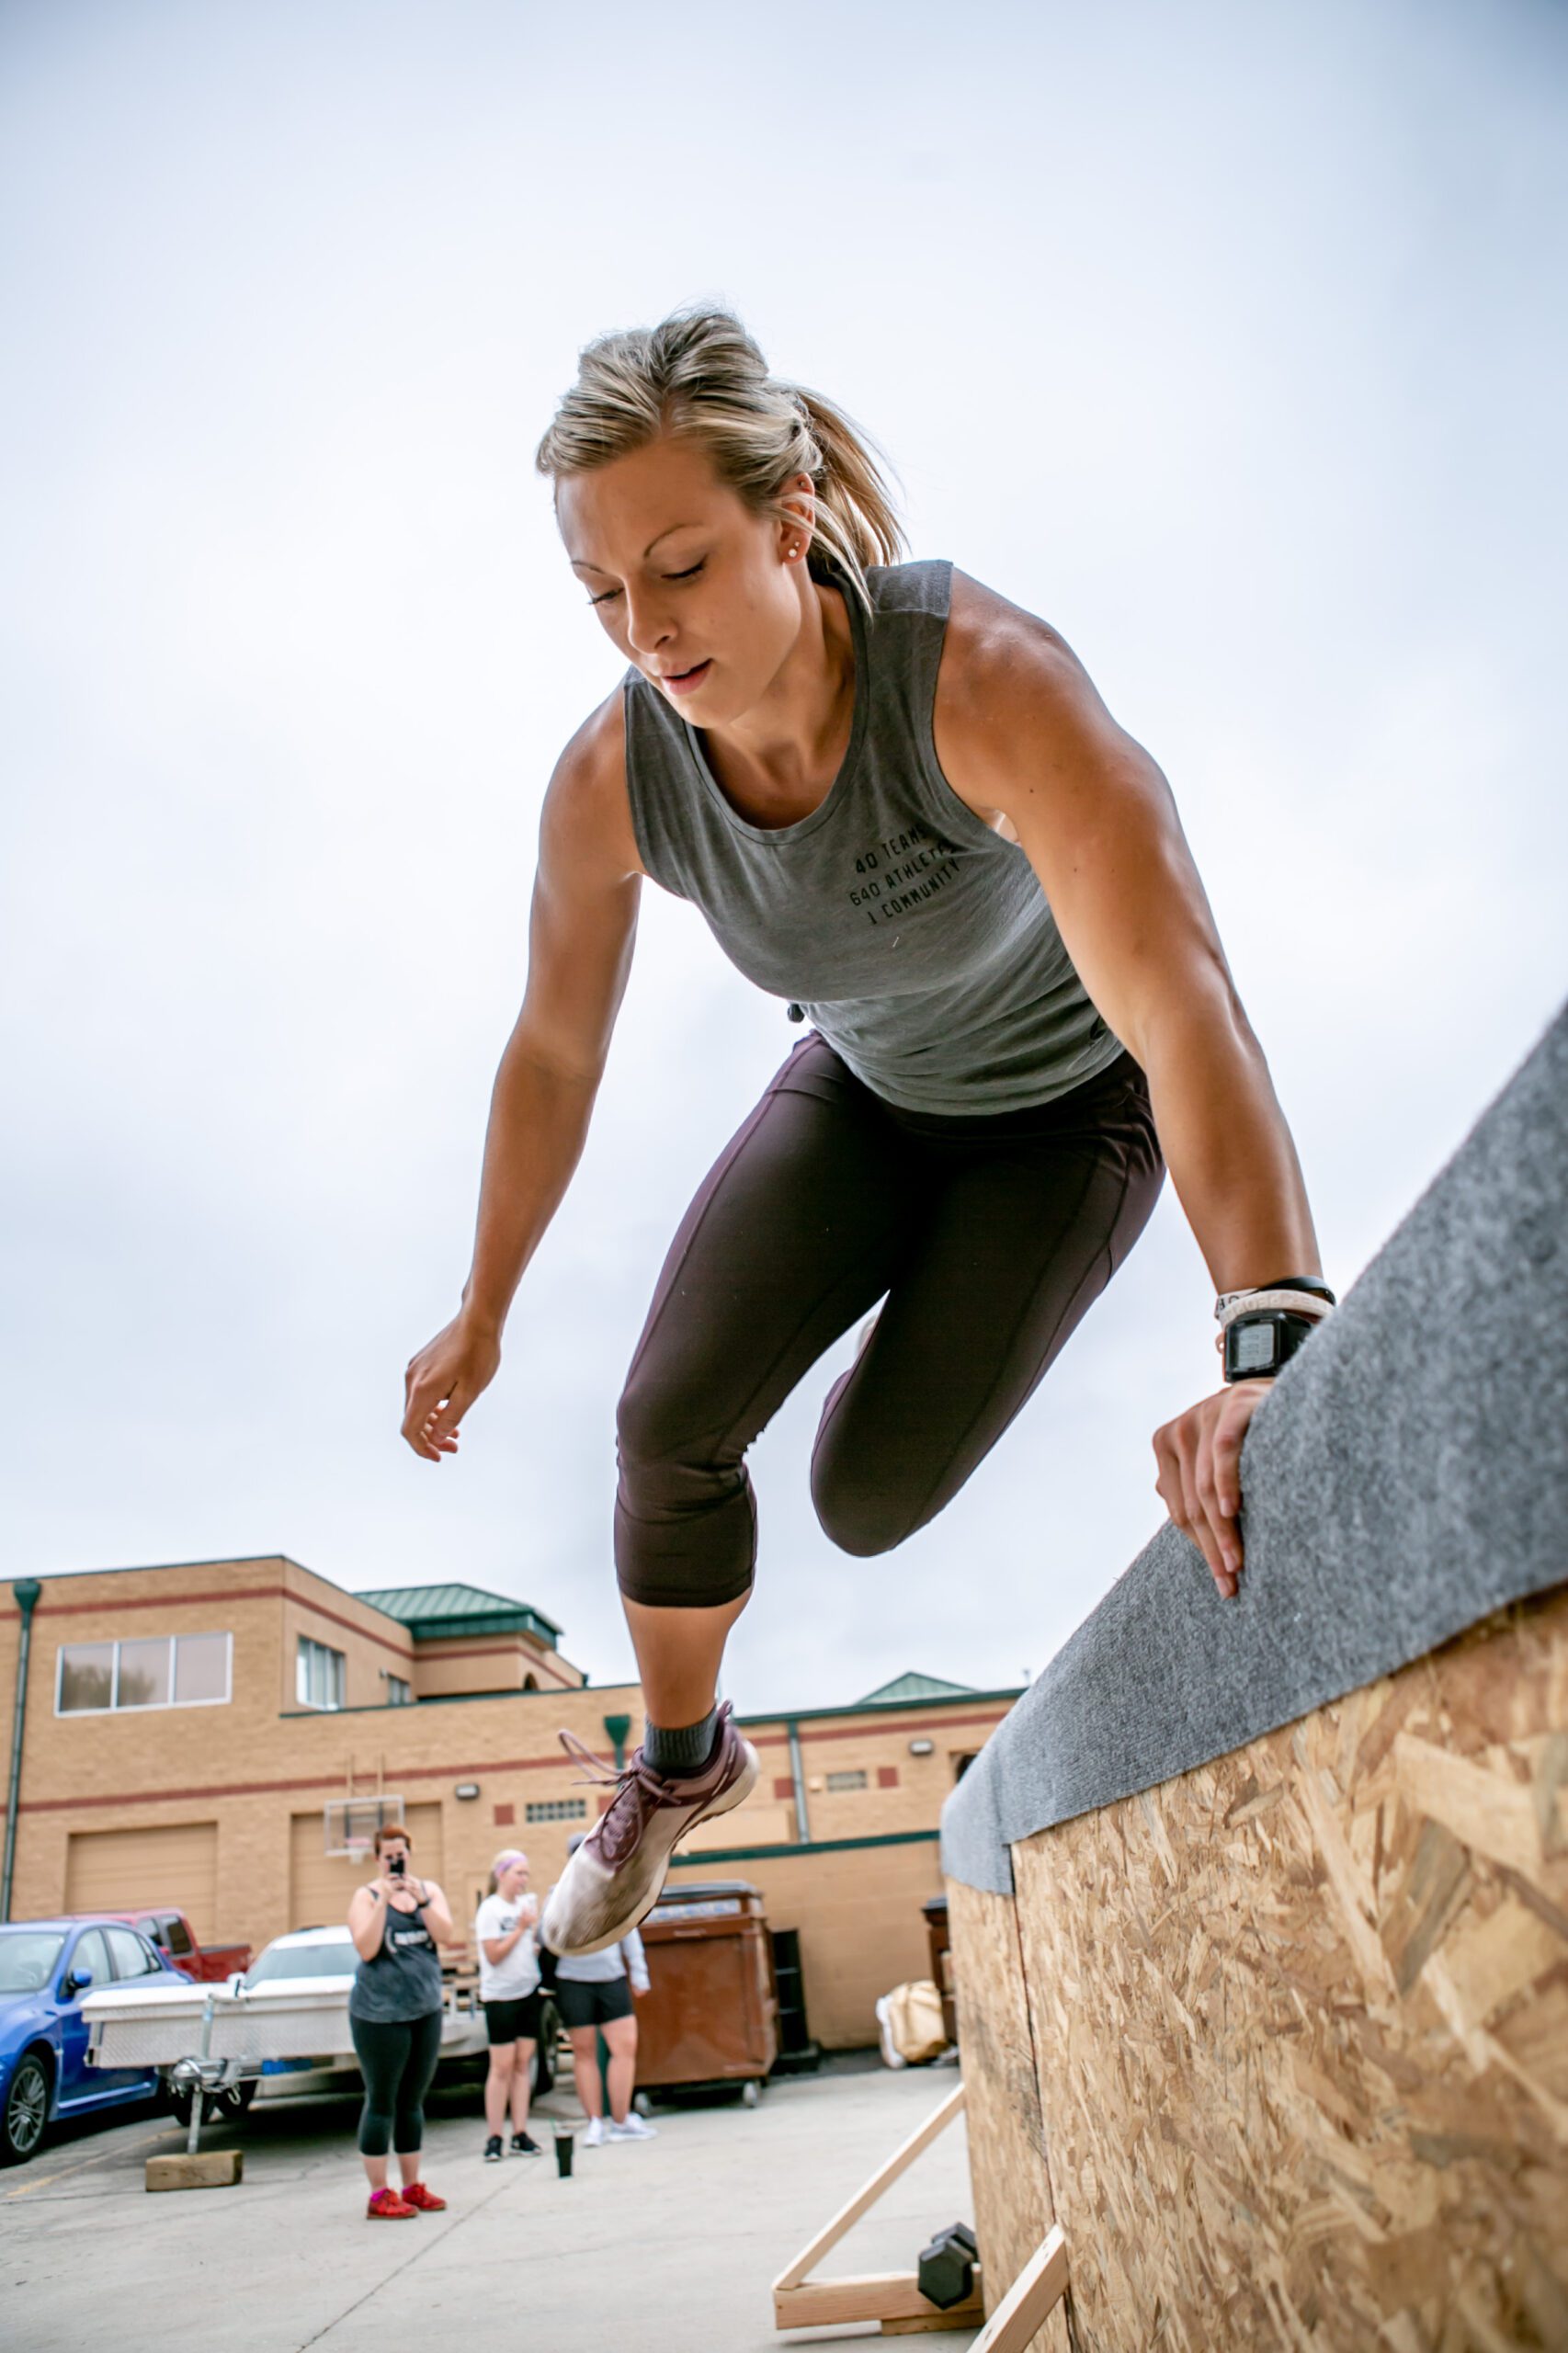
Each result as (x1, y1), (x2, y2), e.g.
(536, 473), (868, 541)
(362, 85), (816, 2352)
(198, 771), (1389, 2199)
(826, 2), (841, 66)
(614, 1033), (1165, 1607)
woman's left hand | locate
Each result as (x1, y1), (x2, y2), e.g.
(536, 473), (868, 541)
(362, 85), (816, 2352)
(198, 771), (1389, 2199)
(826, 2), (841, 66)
(1153, 1381), (1273, 1598)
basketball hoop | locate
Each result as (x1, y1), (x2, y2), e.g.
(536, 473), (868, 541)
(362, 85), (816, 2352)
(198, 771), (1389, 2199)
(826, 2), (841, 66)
(324, 1795), (405, 1859)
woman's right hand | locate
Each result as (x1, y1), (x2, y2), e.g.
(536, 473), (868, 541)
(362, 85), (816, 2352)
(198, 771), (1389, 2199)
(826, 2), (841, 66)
(402, 1310), (503, 1463)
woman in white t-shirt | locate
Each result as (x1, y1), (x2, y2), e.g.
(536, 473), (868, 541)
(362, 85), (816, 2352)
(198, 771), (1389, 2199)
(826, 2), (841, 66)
(473, 1849), (543, 2160)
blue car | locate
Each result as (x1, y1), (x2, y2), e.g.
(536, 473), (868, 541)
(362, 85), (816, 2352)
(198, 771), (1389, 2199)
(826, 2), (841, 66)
(0, 1915), (191, 2165)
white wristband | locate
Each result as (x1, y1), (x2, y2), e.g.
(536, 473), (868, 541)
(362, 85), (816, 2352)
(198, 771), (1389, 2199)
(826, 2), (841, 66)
(1215, 1288), (1335, 1332)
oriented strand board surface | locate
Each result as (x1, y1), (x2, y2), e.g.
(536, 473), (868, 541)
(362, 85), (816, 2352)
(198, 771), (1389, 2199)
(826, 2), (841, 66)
(1010, 1588), (1568, 2351)
(948, 1881), (1070, 2353)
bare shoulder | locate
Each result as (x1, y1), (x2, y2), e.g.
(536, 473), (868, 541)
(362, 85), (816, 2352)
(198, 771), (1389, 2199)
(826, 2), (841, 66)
(942, 566), (1089, 689)
(938, 572), (1112, 765)
(540, 686), (643, 882)
(936, 567), (1161, 823)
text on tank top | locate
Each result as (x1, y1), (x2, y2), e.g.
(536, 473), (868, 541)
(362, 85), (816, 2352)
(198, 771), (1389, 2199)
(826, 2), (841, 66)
(348, 1893), (444, 2022)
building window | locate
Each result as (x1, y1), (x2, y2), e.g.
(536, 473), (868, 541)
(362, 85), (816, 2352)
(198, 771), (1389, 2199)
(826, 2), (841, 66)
(525, 1798), (587, 1824)
(56, 1633), (232, 1716)
(951, 1752), (979, 1782)
(297, 1637), (347, 1711)
(385, 1676), (413, 1706)
(826, 1769), (869, 1793)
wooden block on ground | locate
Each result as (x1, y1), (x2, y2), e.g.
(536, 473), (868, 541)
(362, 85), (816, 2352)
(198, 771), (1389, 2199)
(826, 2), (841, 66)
(775, 2271), (972, 2330)
(882, 2290), (987, 2333)
(146, 2149), (244, 2192)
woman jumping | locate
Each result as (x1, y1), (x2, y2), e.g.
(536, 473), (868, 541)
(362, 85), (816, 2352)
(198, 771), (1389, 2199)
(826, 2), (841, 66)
(401, 306), (1331, 1960)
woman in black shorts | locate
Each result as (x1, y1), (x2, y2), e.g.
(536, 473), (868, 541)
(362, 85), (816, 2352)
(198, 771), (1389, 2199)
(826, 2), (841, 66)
(401, 306), (1331, 1962)
(473, 1848), (543, 2160)
(550, 1836), (655, 2147)
(346, 1824), (454, 2219)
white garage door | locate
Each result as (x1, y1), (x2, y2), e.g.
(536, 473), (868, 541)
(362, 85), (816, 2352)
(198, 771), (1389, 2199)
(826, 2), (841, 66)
(289, 1802), (445, 1933)
(65, 1822), (219, 1942)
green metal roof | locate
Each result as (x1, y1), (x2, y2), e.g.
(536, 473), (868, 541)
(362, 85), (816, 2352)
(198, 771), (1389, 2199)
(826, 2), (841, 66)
(855, 1670), (980, 1707)
(356, 1583), (562, 1648)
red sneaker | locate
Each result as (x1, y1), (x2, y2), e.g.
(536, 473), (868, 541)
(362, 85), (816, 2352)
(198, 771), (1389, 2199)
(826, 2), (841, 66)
(400, 2182), (447, 2211)
(367, 2186), (416, 2219)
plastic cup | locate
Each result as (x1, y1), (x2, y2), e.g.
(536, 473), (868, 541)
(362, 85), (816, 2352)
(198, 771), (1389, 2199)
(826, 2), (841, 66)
(553, 2126), (574, 2178)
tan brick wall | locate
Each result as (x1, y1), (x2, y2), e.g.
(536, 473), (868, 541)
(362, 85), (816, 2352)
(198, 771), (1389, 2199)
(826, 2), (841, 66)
(412, 1633), (584, 1701)
(669, 1835), (944, 2049)
(3, 1677), (650, 1961)
(1, 1563), (1016, 2045)
(279, 1559), (416, 1711)
(742, 1706), (1012, 1844)
(0, 1557), (643, 1960)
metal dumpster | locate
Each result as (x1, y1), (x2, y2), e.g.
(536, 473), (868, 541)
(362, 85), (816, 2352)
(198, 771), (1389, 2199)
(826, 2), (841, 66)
(634, 1880), (778, 2101)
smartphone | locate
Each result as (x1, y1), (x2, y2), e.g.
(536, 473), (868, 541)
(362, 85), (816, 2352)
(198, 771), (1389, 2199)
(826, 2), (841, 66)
(387, 1855), (406, 1878)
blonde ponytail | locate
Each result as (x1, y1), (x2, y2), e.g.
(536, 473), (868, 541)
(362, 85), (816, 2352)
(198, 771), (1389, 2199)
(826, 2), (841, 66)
(535, 305), (907, 609)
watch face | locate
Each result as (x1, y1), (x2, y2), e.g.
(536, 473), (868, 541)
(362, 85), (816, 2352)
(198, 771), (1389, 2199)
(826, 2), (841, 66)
(1232, 1321), (1279, 1376)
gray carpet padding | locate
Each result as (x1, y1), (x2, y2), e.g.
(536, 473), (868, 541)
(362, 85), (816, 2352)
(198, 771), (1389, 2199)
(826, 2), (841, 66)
(941, 1002), (1568, 1894)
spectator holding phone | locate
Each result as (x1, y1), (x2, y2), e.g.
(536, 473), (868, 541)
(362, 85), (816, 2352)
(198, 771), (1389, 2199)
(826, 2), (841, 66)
(347, 1823), (455, 2219)
(474, 1849), (544, 2160)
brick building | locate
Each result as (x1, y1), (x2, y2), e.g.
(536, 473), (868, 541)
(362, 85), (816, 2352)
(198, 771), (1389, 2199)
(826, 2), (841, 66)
(0, 1556), (1018, 2046)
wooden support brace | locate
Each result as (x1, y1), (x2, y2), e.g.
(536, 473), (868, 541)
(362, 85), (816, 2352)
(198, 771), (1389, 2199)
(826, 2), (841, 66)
(881, 2289), (988, 2334)
(775, 2271), (984, 2331)
(773, 2080), (967, 2302)
(968, 2226), (1068, 2353)
(774, 2082), (996, 2336)
(771, 2084), (1066, 2339)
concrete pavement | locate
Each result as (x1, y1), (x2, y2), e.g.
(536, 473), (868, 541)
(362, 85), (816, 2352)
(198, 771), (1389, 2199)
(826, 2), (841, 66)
(0, 2060), (983, 2352)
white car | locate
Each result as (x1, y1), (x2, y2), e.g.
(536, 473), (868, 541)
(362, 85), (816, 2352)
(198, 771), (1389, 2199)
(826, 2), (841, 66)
(240, 1926), (365, 2104)
(240, 1927), (558, 2105)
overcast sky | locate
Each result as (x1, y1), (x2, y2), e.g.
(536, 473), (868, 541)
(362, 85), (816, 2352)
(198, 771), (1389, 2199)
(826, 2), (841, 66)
(4, 0), (1564, 1716)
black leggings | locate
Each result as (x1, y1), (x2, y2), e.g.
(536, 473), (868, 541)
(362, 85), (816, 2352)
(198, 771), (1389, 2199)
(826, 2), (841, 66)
(350, 2010), (443, 2158)
(615, 1034), (1165, 1607)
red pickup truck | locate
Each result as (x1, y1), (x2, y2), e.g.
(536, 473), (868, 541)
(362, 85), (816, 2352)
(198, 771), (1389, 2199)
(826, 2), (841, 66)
(66, 1908), (252, 1982)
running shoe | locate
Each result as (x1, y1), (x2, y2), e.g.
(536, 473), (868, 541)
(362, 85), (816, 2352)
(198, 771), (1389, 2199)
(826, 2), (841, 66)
(510, 2131), (541, 2155)
(367, 2187), (416, 2220)
(608, 2115), (658, 2142)
(582, 2117), (607, 2148)
(540, 1703), (758, 1956)
(400, 2181), (447, 2211)
(484, 2133), (505, 2162)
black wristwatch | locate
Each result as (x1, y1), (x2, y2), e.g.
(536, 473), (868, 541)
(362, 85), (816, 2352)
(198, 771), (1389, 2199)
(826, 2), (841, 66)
(1222, 1310), (1319, 1382)
(1221, 1275), (1335, 1384)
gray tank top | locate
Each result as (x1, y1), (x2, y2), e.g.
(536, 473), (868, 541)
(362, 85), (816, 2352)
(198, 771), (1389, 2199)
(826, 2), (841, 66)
(622, 559), (1122, 1114)
(348, 1893), (444, 2023)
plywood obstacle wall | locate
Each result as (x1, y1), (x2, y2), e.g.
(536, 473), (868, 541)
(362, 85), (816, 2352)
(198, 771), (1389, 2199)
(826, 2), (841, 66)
(953, 1587), (1568, 2352)
(942, 1006), (1568, 2348)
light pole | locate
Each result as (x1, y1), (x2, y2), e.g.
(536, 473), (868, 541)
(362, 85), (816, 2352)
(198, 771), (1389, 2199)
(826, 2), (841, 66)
(2, 1580), (41, 1921)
